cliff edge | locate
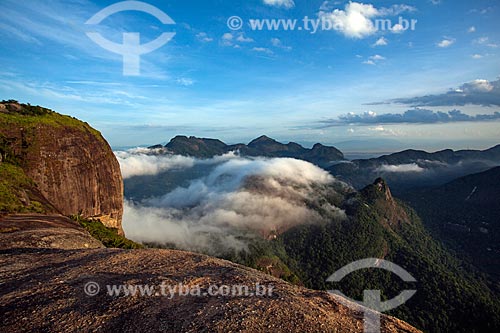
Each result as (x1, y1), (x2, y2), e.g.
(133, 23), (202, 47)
(0, 100), (123, 232)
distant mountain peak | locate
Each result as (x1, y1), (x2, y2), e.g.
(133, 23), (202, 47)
(374, 177), (393, 201)
(363, 177), (393, 202)
(357, 178), (411, 229)
(312, 143), (325, 149)
(248, 135), (279, 146)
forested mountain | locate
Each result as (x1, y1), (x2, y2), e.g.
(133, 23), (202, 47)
(400, 166), (500, 281)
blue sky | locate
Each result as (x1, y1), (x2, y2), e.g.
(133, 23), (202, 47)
(0, 0), (499, 151)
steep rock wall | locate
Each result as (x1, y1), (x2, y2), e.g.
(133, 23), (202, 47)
(0, 102), (123, 233)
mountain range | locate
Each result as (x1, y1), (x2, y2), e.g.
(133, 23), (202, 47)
(149, 135), (344, 168)
(147, 135), (500, 194)
(328, 145), (500, 193)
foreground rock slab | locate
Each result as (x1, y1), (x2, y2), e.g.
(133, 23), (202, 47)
(0, 214), (104, 250)
(0, 247), (420, 332)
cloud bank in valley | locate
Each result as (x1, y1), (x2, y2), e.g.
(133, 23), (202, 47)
(122, 155), (349, 255)
(115, 148), (238, 179)
(375, 163), (425, 173)
(115, 150), (195, 179)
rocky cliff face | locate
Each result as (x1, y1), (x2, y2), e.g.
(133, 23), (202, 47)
(0, 101), (123, 232)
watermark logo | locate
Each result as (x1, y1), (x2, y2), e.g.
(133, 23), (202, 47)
(83, 281), (274, 298)
(227, 16), (244, 31)
(227, 16), (417, 34)
(84, 281), (100, 296)
(326, 258), (416, 333)
(85, 1), (176, 76)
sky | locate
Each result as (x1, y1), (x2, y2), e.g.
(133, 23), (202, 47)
(0, 0), (499, 151)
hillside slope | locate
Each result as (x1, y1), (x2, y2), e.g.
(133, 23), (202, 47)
(278, 178), (500, 332)
(400, 166), (500, 279)
(0, 213), (104, 250)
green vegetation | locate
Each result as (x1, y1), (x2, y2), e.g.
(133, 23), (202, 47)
(401, 166), (500, 282)
(0, 162), (47, 214)
(278, 187), (500, 332)
(0, 100), (103, 140)
(0, 100), (107, 214)
(72, 215), (143, 249)
(225, 237), (302, 285)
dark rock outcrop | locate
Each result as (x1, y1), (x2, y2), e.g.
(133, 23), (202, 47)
(0, 214), (104, 249)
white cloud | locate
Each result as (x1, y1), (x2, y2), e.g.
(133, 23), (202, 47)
(373, 37), (388, 46)
(318, 2), (415, 39)
(370, 125), (385, 131)
(437, 38), (455, 48)
(222, 33), (233, 41)
(475, 36), (488, 44)
(123, 156), (347, 255)
(363, 54), (385, 65)
(196, 32), (213, 43)
(462, 79), (494, 93)
(378, 4), (416, 16)
(270, 37), (292, 50)
(263, 0), (295, 9)
(252, 47), (273, 55)
(221, 33), (238, 47)
(469, 8), (491, 15)
(176, 78), (195, 86)
(271, 38), (282, 46)
(0, 22), (42, 45)
(319, 2), (379, 38)
(370, 54), (385, 61)
(391, 23), (405, 34)
(115, 149), (241, 179)
(471, 54), (483, 59)
(375, 163), (425, 173)
(236, 34), (254, 43)
(473, 37), (498, 48)
(468, 26), (476, 33)
(115, 150), (196, 179)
